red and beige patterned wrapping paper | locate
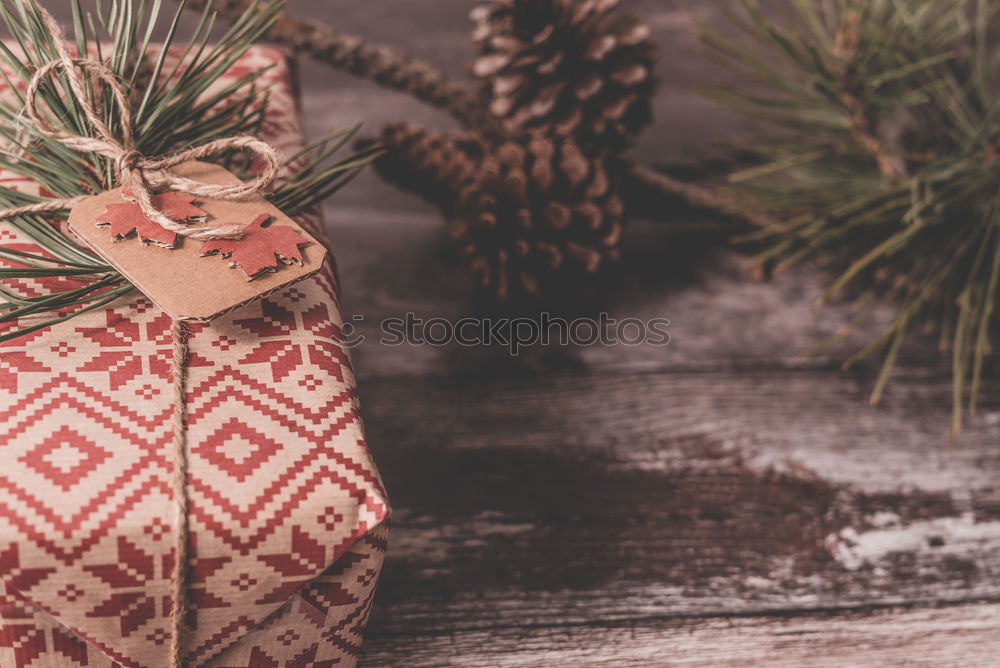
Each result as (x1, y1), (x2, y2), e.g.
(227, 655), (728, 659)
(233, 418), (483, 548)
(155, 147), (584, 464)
(0, 47), (390, 667)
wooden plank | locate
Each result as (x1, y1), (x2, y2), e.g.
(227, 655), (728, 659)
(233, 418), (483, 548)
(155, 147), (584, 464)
(362, 603), (1000, 667)
(358, 367), (1000, 639)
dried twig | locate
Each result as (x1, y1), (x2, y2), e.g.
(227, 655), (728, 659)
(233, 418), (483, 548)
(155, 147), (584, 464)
(181, 0), (489, 130)
(626, 163), (776, 229)
(178, 0), (769, 228)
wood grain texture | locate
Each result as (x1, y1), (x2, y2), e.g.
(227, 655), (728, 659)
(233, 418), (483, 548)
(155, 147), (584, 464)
(362, 603), (1000, 667)
(357, 368), (1000, 645)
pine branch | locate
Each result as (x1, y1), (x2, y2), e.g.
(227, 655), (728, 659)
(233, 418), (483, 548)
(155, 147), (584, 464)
(696, 0), (1000, 430)
(627, 163), (779, 229)
(831, 10), (907, 180)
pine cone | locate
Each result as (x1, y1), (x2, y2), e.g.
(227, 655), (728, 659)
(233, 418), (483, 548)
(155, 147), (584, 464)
(370, 123), (624, 299)
(368, 123), (480, 209)
(471, 0), (655, 152)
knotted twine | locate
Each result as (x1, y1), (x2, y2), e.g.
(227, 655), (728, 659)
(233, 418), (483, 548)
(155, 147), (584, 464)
(0, 5), (287, 666)
(1, 16), (279, 236)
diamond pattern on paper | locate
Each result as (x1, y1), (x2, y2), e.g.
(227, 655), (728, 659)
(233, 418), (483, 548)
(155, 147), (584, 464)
(0, 48), (388, 668)
(20, 426), (112, 492)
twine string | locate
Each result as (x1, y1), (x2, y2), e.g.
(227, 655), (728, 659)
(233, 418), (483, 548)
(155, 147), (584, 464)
(169, 319), (191, 668)
(0, 4), (280, 241)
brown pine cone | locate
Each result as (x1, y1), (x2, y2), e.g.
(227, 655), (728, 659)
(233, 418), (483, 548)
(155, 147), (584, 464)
(369, 123), (624, 299)
(452, 133), (623, 298)
(471, 0), (655, 152)
(368, 123), (481, 210)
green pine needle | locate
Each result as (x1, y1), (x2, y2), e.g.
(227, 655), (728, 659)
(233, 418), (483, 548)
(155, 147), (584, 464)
(697, 0), (1000, 434)
(0, 0), (375, 342)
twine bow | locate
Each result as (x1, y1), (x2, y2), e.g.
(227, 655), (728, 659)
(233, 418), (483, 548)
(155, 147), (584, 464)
(0, 4), (280, 241)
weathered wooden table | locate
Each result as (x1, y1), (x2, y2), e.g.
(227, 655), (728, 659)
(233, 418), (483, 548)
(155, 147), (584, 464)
(285, 2), (1000, 666)
(45, 1), (1000, 665)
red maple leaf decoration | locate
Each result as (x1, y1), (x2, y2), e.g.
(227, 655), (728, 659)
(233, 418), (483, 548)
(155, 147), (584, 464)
(95, 192), (206, 248)
(200, 213), (311, 280)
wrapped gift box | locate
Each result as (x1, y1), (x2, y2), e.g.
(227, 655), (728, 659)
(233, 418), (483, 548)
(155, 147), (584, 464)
(0, 47), (390, 667)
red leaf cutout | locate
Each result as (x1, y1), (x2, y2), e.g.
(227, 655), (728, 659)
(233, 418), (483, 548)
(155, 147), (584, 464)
(200, 213), (311, 280)
(151, 192), (206, 222)
(94, 193), (206, 249)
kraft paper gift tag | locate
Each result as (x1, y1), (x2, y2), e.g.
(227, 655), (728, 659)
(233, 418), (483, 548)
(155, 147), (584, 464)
(67, 160), (326, 321)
